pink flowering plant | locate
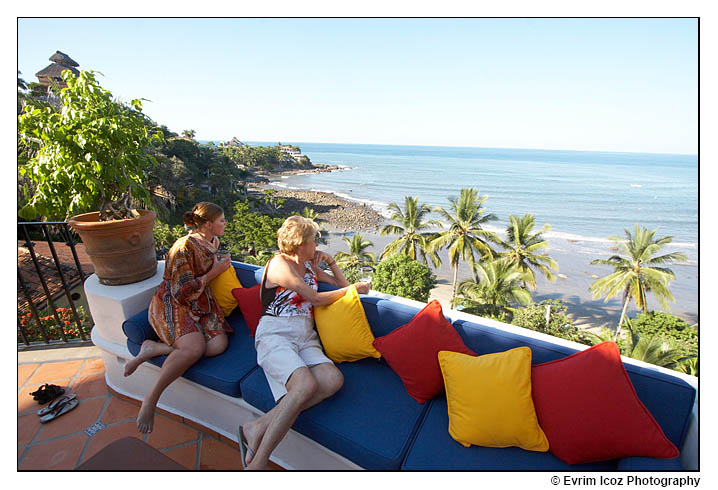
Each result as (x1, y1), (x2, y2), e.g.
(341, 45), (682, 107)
(18, 306), (92, 343)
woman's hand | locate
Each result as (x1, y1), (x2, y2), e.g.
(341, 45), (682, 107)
(312, 251), (334, 270)
(213, 255), (232, 275)
(354, 282), (370, 294)
(202, 255), (231, 287)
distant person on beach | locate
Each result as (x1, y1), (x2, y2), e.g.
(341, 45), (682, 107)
(237, 215), (369, 470)
(123, 202), (233, 433)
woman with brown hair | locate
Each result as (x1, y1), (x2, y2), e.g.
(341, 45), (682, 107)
(238, 215), (369, 469)
(123, 202), (233, 433)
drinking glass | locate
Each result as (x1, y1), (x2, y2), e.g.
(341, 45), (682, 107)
(216, 248), (231, 262)
(358, 265), (373, 285)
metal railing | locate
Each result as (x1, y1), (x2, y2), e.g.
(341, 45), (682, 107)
(17, 221), (93, 349)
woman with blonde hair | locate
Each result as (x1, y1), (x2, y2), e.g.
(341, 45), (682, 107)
(238, 215), (369, 470)
(124, 202), (233, 433)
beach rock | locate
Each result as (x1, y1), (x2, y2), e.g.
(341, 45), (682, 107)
(271, 190), (385, 231)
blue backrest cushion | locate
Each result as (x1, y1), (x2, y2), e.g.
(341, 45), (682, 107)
(452, 318), (578, 364)
(361, 296), (422, 338)
(453, 318), (696, 449)
(233, 262), (262, 288)
(122, 308), (159, 345)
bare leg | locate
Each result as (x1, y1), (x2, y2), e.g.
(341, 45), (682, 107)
(136, 332), (206, 433)
(243, 363), (343, 469)
(124, 340), (173, 377)
(204, 332), (228, 357)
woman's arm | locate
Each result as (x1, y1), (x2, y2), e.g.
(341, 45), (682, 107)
(312, 251), (350, 288)
(267, 256), (367, 307)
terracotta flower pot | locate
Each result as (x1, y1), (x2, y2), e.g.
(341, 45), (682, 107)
(69, 210), (158, 285)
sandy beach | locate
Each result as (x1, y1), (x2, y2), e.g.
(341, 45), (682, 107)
(261, 186), (698, 332)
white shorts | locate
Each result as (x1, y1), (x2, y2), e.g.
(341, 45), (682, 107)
(254, 315), (333, 402)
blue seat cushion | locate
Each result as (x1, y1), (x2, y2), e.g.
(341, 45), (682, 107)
(123, 308), (258, 398)
(240, 357), (430, 470)
(402, 395), (617, 470)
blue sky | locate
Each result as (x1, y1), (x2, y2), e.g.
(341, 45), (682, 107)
(17, 18), (697, 154)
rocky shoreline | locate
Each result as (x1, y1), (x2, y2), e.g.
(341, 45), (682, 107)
(269, 189), (385, 232)
(249, 163), (385, 231)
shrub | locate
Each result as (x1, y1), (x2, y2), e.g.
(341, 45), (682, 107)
(628, 311), (697, 356)
(153, 221), (186, 254)
(18, 306), (93, 343)
(372, 254), (436, 302)
(511, 300), (594, 346)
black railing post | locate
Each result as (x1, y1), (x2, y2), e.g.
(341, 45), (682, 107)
(18, 221), (95, 349)
(41, 224), (88, 341)
(21, 225), (68, 342)
(17, 267), (50, 344)
(60, 223), (87, 283)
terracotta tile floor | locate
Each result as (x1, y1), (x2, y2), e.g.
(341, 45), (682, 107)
(18, 349), (248, 470)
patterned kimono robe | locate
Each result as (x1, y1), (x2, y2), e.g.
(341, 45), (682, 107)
(148, 234), (232, 345)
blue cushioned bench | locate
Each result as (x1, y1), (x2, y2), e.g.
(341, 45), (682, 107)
(120, 261), (696, 470)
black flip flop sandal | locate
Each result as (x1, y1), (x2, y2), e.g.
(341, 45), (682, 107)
(39, 397), (78, 423)
(37, 393), (77, 416)
(237, 425), (255, 469)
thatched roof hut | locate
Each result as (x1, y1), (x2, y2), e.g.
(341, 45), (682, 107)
(35, 51), (80, 88)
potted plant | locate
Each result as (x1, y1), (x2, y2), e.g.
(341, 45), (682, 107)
(18, 70), (164, 285)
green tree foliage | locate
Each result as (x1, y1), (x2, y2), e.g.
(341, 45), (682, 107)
(372, 254), (436, 302)
(153, 222), (186, 254)
(589, 225), (687, 339)
(498, 214), (558, 289)
(429, 188), (500, 308)
(223, 201), (284, 257)
(380, 196), (442, 268)
(334, 234), (377, 283)
(221, 144), (284, 168)
(455, 258), (532, 321)
(511, 300), (595, 346)
(18, 70), (163, 220)
(628, 311), (697, 356)
(621, 319), (695, 370)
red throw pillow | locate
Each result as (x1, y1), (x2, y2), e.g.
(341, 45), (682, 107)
(231, 285), (262, 336)
(531, 341), (679, 465)
(372, 300), (477, 404)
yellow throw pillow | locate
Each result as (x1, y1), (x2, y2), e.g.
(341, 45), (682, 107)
(314, 285), (381, 363)
(209, 265), (242, 316)
(438, 348), (549, 452)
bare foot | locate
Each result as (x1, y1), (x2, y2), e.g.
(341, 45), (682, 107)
(124, 340), (168, 377)
(137, 400), (155, 433)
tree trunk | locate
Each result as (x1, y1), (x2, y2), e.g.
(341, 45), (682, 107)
(615, 293), (632, 342)
(450, 264), (459, 309)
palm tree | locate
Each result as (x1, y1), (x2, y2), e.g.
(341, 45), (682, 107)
(299, 207), (328, 245)
(589, 225), (687, 340)
(456, 258), (532, 319)
(622, 319), (695, 369)
(380, 196), (442, 267)
(429, 188), (500, 308)
(498, 214), (558, 289)
(334, 234), (377, 281)
(182, 129), (196, 140)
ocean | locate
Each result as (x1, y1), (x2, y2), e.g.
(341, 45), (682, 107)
(248, 141), (699, 323)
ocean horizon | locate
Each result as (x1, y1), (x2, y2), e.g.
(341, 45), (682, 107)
(247, 141), (697, 258)
(204, 140), (698, 322)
